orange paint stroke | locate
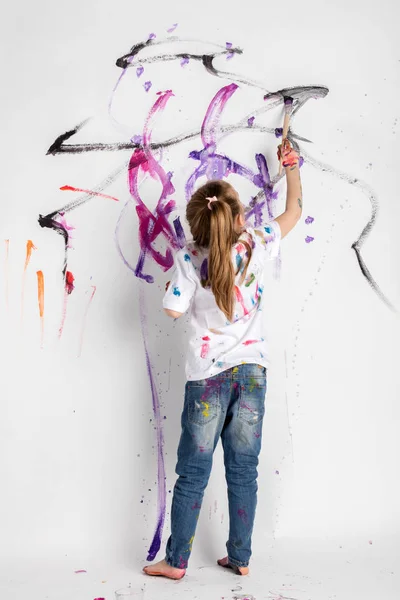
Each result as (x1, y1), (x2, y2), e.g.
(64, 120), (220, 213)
(78, 285), (96, 357)
(36, 270), (44, 348)
(60, 185), (119, 202)
(24, 240), (37, 271)
(21, 240), (37, 323)
(4, 239), (9, 310)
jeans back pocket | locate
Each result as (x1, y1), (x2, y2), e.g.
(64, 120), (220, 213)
(186, 380), (220, 426)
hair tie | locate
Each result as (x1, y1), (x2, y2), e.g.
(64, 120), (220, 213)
(206, 196), (218, 210)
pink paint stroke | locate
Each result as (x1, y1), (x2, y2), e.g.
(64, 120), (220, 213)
(126, 89), (181, 282)
(78, 285), (97, 357)
(242, 339), (258, 346)
(234, 285), (249, 316)
(200, 335), (210, 358)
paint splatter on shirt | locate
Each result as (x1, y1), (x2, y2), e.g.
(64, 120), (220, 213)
(163, 222), (281, 380)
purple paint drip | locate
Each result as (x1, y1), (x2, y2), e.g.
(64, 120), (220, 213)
(305, 235), (314, 243)
(305, 216), (314, 224)
(167, 23), (178, 33)
(139, 286), (166, 561)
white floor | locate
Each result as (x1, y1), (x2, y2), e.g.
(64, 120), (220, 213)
(1, 536), (398, 600)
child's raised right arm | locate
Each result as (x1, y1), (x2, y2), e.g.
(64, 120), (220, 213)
(274, 140), (302, 239)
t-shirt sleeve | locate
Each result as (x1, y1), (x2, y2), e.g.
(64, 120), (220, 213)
(253, 220), (281, 260)
(162, 249), (197, 313)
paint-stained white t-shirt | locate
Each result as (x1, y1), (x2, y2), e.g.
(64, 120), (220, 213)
(163, 221), (281, 381)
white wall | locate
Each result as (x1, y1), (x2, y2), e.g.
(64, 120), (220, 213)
(1, 0), (399, 566)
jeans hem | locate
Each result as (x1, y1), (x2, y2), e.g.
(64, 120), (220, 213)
(227, 556), (249, 568)
(164, 555), (187, 570)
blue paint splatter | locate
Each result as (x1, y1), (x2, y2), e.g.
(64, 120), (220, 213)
(184, 253), (191, 262)
(216, 361), (224, 368)
(264, 226), (272, 233)
(173, 287), (181, 296)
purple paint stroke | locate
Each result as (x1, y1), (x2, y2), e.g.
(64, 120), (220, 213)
(144, 81), (152, 93)
(167, 23), (178, 33)
(275, 127), (283, 138)
(128, 90), (181, 282)
(226, 52), (234, 60)
(305, 215), (314, 224)
(136, 66), (144, 78)
(180, 56), (189, 67)
(131, 134), (142, 145)
(173, 216), (186, 248)
(148, 33), (156, 40)
(305, 235), (314, 243)
(226, 42), (233, 49)
(185, 83), (279, 229)
(200, 258), (208, 282)
(247, 116), (255, 127)
(139, 285), (166, 561)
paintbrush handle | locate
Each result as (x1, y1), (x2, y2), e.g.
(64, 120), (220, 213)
(279, 114), (291, 175)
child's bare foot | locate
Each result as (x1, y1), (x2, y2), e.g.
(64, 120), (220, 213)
(143, 559), (186, 580)
(217, 556), (249, 576)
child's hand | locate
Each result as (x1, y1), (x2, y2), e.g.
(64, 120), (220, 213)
(277, 139), (300, 168)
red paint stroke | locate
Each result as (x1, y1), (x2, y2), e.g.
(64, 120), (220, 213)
(234, 285), (249, 316)
(4, 239), (9, 310)
(59, 271), (75, 339)
(21, 240), (37, 322)
(36, 270), (44, 348)
(242, 339), (258, 346)
(78, 285), (97, 357)
(60, 185), (119, 202)
(65, 271), (75, 294)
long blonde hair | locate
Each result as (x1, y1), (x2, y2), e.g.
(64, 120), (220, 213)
(186, 180), (252, 321)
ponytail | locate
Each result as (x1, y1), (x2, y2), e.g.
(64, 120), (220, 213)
(208, 201), (236, 321)
(186, 179), (252, 322)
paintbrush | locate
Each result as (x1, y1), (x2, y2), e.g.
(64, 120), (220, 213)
(278, 96), (293, 175)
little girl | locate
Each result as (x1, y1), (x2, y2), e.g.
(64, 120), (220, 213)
(143, 140), (302, 579)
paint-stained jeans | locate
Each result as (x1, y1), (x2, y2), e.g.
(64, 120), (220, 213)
(165, 363), (267, 569)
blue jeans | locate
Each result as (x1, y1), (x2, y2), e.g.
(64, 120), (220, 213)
(165, 363), (267, 569)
